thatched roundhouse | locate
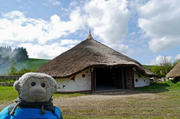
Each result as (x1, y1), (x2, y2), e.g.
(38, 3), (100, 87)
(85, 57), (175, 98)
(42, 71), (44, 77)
(36, 32), (157, 93)
(166, 62), (180, 82)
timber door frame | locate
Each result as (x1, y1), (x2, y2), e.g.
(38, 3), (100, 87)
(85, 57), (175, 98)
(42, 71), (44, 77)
(124, 67), (134, 89)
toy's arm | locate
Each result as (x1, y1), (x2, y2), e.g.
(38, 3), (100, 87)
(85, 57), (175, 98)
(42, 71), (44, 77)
(54, 107), (63, 119)
(0, 106), (11, 119)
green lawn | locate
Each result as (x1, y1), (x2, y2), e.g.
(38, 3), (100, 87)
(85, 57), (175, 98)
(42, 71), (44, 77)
(0, 86), (88, 103)
(0, 86), (18, 103)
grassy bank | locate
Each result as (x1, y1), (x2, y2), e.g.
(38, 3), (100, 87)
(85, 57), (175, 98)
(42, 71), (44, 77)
(143, 65), (154, 70)
(15, 58), (50, 70)
(0, 58), (50, 75)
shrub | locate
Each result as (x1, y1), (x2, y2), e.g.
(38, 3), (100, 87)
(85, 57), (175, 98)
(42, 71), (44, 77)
(176, 82), (180, 87)
(159, 73), (165, 78)
(166, 79), (180, 87)
(167, 79), (173, 84)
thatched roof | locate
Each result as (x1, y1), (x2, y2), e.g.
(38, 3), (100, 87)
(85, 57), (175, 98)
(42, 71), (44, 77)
(166, 62), (180, 78)
(36, 32), (157, 78)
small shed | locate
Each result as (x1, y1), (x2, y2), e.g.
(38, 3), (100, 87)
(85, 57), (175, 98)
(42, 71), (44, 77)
(36, 32), (157, 93)
(166, 62), (180, 83)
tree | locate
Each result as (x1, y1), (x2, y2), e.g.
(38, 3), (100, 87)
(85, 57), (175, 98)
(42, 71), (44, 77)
(0, 46), (12, 59)
(151, 56), (173, 78)
(159, 56), (172, 75)
(11, 47), (28, 62)
(8, 66), (17, 75)
(16, 68), (36, 75)
(151, 65), (162, 76)
(0, 46), (28, 63)
(172, 59), (180, 67)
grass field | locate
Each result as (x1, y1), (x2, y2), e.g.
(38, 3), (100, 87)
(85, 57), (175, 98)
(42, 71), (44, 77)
(143, 65), (154, 70)
(1, 81), (180, 118)
(15, 58), (50, 70)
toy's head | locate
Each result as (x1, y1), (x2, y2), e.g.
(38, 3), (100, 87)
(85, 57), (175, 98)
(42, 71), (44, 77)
(13, 72), (57, 102)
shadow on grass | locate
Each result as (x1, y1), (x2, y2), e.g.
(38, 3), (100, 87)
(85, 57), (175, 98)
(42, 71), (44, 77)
(93, 82), (170, 95)
(135, 82), (170, 93)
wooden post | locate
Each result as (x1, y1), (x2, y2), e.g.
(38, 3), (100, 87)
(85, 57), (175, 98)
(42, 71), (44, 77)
(131, 68), (135, 89)
(123, 68), (127, 89)
(121, 68), (124, 89)
(91, 68), (94, 93)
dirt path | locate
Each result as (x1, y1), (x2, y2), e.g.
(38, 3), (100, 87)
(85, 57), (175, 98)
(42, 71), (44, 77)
(54, 90), (160, 116)
(54, 90), (158, 104)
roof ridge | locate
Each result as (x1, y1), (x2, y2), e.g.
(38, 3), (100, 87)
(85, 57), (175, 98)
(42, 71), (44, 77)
(86, 30), (93, 39)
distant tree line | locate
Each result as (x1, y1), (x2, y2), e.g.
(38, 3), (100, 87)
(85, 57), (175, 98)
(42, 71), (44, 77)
(0, 46), (28, 63)
(151, 56), (180, 78)
(0, 46), (29, 75)
(8, 67), (36, 75)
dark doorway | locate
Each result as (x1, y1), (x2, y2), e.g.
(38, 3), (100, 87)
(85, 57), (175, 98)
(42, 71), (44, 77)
(95, 68), (124, 90)
(125, 67), (133, 89)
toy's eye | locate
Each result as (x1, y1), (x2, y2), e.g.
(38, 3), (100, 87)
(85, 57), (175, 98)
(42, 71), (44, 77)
(31, 82), (36, 86)
(41, 83), (45, 87)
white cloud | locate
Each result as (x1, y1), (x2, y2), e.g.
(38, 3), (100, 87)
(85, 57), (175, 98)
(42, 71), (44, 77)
(69, 6), (87, 31)
(44, 0), (61, 6)
(18, 41), (79, 59)
(148, 36), (178, 52)
(74, 0), (133, 55)
(0, 11), (84, 45)
(60, 39), (80, 46)
(138, 0), (180, 52)
(83, 0), (129, 44)
(49, 0), (61, 6)
(149, 55), (172, 65)
(0, 0), (133, 58)
(2, 10), (24, 19)
(175, 54), (180, 60)
(49, 0), (132, 56)
(110, 43), (134, 56)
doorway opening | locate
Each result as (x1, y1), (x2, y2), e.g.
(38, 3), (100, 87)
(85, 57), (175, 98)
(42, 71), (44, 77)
(95, 68), (124, 90)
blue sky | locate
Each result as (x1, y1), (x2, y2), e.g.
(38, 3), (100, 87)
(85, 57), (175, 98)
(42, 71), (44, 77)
(0, 0), (180, 65)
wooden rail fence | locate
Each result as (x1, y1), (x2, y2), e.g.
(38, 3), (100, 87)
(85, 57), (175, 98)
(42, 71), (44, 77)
(0, 75), (22, 86)
(0, 75), (21, 81)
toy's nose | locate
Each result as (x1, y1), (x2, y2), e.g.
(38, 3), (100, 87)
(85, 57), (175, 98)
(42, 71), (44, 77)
(28, 86), (46, 100)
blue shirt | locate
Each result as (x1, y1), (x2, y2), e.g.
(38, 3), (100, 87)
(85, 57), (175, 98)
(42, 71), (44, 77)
(0, 104), (63, 119)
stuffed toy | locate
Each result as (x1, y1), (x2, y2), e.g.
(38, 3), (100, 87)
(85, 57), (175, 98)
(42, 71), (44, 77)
(0, 72), (63, 119)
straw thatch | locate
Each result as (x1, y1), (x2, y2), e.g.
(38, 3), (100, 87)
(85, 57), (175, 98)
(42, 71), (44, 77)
(166, 62), (180, 78)
(36, 32), (157, 78)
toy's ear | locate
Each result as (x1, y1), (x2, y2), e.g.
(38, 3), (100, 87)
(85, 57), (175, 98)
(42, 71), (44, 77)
(13, 81), (20, 91)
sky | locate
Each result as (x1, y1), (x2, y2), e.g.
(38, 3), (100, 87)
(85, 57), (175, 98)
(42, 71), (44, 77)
(0, 0), (180, 65)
